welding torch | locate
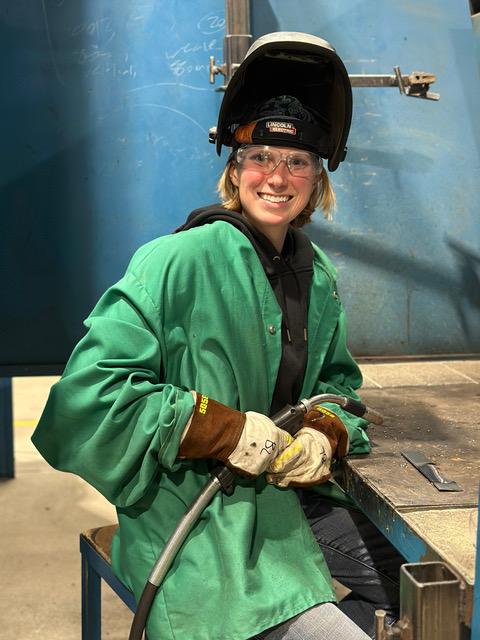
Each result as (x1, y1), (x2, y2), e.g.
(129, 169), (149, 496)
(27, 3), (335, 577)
(128, 393), (384, 640)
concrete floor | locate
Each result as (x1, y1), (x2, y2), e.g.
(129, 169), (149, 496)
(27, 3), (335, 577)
(1, 360), (479, 639)
(0, 377), (132, 639)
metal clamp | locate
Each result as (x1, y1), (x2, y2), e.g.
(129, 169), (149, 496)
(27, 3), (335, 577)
(349, 66), (439, 100)
(209, 56), (227, 85)
(394, 67), (439, 100)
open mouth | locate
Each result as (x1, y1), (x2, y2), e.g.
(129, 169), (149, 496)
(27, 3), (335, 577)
(258, 193), (292, 203)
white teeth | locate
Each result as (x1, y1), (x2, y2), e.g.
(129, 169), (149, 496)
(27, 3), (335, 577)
(259, 193), (291, 203)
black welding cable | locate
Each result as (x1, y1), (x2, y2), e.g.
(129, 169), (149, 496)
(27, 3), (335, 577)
(128, 582), (157, 640)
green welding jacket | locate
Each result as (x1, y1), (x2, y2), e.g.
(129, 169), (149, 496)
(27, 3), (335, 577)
(32, 221), (370, 640)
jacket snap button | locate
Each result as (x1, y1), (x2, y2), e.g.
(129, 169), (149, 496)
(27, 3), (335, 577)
(268, 325), (277, 335)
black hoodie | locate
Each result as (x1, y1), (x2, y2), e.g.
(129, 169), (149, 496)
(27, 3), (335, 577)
(176, 205), (314, 415)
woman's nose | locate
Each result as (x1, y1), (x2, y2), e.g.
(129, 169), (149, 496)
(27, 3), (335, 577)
(267, 160), (290, 185)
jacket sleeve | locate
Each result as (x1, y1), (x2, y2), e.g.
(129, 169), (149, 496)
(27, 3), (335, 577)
(31, 269), (195, 508)
(311, 305), (371, 455)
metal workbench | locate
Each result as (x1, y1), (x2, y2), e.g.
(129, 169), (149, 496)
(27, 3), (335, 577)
(338, 363), (480, 636)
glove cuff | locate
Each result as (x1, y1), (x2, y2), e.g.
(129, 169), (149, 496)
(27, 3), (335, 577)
(178, 393), (245, 461)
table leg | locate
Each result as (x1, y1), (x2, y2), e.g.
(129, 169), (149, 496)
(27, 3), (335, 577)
(0, 377), (14, 478)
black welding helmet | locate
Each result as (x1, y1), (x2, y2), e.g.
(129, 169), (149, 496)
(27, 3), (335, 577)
(212, 32), (352, 172)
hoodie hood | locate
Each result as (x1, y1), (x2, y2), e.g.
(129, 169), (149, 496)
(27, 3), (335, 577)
(175, 204), (314, 276)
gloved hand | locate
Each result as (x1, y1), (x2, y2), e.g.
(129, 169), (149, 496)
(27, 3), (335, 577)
(303, 405), (349, 459)
(266, 405), (349, 488)
(266, 428), (332, 487)
(178, 392), (293, 477)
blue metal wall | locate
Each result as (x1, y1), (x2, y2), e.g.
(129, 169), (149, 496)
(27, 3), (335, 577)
(253, 0), (480, 356)
(1, 0), (479, 369)
(331, 1), (480, 356)
(0, 1), (226, 370)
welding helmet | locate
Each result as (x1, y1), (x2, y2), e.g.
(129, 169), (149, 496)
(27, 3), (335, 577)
(212, 32), (352, 172)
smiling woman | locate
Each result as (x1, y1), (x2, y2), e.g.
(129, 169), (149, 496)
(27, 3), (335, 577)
(229, 139), (319, 251)
(32, 32), (401, 640)
(216, 94), (337, 229)
(213, 91), (333, 251)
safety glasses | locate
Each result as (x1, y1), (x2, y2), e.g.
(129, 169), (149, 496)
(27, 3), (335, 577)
(235, 145), (322, 178)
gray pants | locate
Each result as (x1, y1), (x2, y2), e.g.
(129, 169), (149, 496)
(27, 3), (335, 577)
(252, 495), (404, 639)
(259, 603), (370, 640)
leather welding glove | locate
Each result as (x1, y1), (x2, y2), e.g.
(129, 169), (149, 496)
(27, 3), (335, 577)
(266, 405), (349, 488)
(178, 392), (293, 477)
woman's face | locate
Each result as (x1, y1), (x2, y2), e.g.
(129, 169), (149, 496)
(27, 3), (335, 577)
(230, 145), (318, 246)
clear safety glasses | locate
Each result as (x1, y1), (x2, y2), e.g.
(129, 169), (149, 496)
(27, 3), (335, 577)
(235, 145), (323, 178)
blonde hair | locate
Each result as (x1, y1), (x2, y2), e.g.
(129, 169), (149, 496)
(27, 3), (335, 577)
(216, 157), (336, 226)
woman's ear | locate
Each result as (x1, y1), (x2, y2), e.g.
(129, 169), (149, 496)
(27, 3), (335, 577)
(229, 165), (239, 187)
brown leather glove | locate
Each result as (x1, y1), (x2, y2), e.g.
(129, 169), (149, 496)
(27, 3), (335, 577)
(303, 405), (349, 459)
(179, 393), (292, 476)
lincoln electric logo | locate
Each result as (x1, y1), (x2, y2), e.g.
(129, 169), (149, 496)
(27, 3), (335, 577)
(266, 121), (297, 135)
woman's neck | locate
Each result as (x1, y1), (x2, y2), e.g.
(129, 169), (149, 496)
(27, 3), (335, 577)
(240, 213), (288, 253)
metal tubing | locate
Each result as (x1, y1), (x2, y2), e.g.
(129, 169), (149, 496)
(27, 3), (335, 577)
(148, 475), (222, 586)
(223, 0), (252, 83)
(349, 72), (435, 88)
(400, 562), (460, 640)
(225, 0), (250, 34)
(350, 74), (410, 88)
(375, 609), (387, 639)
